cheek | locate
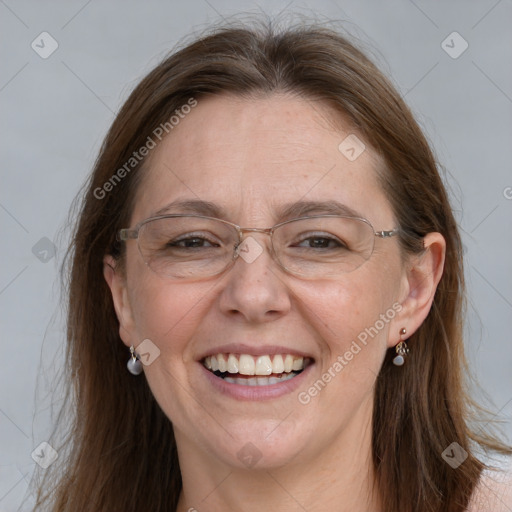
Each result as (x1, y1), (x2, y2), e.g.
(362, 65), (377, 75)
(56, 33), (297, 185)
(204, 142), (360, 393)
(297, 269), (400, 372)
(289, 278), (397, 429)
(126, 278), (215, 423)
(129, 278), (209, 354)
(123, 243), (202, 346)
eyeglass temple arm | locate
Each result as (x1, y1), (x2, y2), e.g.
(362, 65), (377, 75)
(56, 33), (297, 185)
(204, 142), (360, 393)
(375, 229), (399, 238)
(117, 229), (138, 241)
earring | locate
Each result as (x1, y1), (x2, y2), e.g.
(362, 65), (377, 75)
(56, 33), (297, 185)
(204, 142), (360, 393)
(392, 328), (409, 366)
(127, 345), (143, 375)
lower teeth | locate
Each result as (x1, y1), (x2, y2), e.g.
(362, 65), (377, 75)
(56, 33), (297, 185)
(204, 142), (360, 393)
(218, 372), (299, 386)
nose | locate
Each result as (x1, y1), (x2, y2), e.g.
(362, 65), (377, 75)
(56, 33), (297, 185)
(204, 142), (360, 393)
(218, 233), (292, 323)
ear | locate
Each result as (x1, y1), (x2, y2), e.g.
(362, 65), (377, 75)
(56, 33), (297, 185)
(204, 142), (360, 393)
(103, 255), (137, 348)
(388, 232), (446, 347)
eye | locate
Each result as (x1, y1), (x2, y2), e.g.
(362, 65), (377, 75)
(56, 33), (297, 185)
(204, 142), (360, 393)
(293, 233), (348, 250)
(166, 233), (222, 249)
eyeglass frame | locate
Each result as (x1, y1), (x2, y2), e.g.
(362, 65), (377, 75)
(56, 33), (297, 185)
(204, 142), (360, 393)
(117, 213), (400, 278)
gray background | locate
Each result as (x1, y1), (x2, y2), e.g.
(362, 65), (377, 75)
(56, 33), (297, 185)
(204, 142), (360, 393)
(1, 1), (511, 510)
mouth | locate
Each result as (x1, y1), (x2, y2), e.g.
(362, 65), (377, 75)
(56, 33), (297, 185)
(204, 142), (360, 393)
(202, 353), (312, 387)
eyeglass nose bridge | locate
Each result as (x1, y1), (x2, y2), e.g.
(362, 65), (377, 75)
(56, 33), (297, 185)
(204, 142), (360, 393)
(232, 225), (279, 262)
(236, 226), (274, 236)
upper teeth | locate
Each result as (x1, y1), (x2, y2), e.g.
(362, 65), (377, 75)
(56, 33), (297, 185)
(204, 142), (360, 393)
(204, 354), (306, 376)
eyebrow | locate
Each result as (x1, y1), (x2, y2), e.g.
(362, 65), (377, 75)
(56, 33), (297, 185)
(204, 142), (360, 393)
(150, 199), (365, 223)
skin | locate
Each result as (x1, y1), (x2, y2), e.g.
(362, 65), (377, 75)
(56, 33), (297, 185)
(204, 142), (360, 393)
(104, 93), (445, 512)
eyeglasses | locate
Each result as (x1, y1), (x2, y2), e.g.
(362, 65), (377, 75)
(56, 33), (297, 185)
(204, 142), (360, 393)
(117, 214), (399, 280)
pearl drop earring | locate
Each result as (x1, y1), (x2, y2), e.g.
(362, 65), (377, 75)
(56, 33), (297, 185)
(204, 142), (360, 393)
(392, 328), (409, 366)
(127, 345), (143, 375)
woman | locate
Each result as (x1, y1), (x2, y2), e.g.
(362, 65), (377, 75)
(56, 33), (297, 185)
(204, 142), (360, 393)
(34, 19), (511, 512)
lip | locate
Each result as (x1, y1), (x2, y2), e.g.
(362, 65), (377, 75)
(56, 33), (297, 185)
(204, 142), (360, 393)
(199, 360), (314, 401)
(196, 343), (314, 361)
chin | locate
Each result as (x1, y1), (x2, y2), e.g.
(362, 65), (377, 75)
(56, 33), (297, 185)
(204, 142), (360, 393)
(200, 418), (314, 470)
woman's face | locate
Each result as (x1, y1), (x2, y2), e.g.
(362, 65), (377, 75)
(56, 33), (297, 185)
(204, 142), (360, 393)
(109, 94), (410, 470)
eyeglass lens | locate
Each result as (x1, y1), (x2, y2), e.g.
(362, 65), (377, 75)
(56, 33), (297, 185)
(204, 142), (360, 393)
(136, 216), (376, 279)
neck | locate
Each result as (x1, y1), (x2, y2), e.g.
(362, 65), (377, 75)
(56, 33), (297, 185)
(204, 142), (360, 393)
(175, 395), (381, 512)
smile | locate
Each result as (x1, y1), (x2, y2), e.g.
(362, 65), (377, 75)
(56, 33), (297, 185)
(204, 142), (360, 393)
(202, 353), (311, 387)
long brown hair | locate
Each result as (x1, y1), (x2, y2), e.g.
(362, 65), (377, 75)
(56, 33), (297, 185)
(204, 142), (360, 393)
(33, 17), (510, 512)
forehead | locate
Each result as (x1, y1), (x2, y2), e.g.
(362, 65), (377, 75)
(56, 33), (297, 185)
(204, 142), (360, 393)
(132, 94), (393, 227)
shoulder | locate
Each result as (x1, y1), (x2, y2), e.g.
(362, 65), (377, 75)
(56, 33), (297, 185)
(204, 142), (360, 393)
(467, 461), (512, 512)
